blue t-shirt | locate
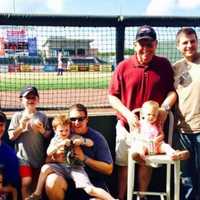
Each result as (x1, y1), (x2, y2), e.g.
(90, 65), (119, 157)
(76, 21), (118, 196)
(66, 128), (113, 199)
(0, 142), (20, 187)
(81, 127), (113, 188)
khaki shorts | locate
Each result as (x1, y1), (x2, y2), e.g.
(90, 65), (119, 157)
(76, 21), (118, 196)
(115, 121), (131, 166)
(71, 167), (92, 188)
(49, 163), (92, 189)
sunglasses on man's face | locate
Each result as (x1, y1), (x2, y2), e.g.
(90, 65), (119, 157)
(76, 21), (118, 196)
(70, 116), (86, 122)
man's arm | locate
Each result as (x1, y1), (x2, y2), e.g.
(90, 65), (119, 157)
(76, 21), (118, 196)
(83, 156), (113, 175)
(74, 147), (113, 175)
(108, 94), (139, 128)
(159, 91), (177, 125)
(72, 136), (94, 147)
(161, 91), (177, 110)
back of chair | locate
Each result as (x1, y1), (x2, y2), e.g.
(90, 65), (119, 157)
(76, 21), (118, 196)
(127, 110), (180, 200)
(167, 111), (174, 146)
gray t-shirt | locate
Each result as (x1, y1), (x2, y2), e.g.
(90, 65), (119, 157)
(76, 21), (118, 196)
(8, 111), (50, 168)
(173, 57), (200, 133)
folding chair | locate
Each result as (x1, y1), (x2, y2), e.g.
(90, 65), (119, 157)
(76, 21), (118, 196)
(127, 111), (180, 200)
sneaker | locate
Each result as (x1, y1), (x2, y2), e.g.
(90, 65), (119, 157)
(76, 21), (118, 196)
(148, 162), (161, 168)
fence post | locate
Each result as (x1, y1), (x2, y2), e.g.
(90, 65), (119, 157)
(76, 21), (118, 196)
(116, 17), (125, 65)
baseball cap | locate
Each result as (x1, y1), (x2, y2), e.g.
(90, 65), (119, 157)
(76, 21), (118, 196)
(0, 112), (6, 122)
(136, 25), (157, 41)
(20, 85), (39, 98)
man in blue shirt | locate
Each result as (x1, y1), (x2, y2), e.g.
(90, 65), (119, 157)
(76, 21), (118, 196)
(0, 111), (20, 199)
(45, 104), (114, 200)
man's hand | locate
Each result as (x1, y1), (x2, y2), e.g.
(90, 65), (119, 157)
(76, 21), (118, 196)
(73, 137), (94, 147)
(127, 111), (139, 131)
(72, 138), (83, 146)
(73, 146), (84, 161)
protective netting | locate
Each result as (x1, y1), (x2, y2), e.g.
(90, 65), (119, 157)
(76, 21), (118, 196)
(0, 26), (115, 111)
(0, 15), (200, 112)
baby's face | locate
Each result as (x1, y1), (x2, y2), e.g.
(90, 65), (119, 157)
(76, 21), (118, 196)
(142, 106), (158, 124)
(55, 124), (70, 139)
(21, 94), (39, 111)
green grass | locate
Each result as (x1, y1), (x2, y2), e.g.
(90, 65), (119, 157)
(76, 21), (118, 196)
(0, 72), (112, 91)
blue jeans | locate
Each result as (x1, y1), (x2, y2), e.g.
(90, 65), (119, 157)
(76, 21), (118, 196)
(176, 132), (200, 200)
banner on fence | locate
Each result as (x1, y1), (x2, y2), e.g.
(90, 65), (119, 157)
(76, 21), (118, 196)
(28, 37), (37, 56)
(7, 29), (26, 43)
(0, 37), (5, 56)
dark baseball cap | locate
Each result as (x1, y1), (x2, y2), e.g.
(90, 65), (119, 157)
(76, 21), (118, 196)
(0, 112), (6, 122)
(136, 25), (157, 41)
(20, 86), (39, 98)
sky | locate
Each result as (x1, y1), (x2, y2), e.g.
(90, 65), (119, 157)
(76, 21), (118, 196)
(1, 0), (200, 16)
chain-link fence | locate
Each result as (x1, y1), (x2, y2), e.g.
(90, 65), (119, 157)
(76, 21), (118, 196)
(1, 15), (200, 112)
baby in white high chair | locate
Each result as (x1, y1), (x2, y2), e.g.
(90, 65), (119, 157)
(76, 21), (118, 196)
(130, 100), (189, 163)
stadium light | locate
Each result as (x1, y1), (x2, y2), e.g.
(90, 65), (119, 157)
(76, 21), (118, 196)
(13, 0), (16, 13)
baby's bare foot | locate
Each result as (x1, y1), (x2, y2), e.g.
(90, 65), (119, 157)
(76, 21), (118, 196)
(132, 152), (145, 164)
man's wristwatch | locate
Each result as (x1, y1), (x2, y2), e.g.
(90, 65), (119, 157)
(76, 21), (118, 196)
(161, 103), (170, 112)
(83, 137), (87, 145)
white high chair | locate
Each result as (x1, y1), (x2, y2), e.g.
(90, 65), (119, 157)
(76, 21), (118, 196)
(127, 111), (180, 200)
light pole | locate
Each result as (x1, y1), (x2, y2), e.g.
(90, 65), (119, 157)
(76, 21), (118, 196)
(13, 0), (16, 13)
(118, 0), (123, 21)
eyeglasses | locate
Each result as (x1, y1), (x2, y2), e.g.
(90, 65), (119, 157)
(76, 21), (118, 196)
(70, 117), (86, 122)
